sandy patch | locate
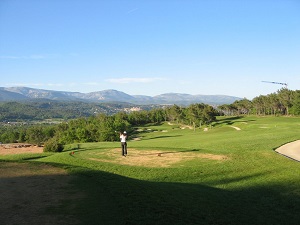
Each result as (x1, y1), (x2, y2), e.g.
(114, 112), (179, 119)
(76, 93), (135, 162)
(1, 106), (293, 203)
(275, 140), (300, 162)
(230, 126), (241, 131)
(167, 122), (193, 130)
(180, 125), (193, 130)
(0, 162), (80, 225)
(88, 148), (229, 168)
(132, 137), (141, 141)
(0, 143), (43, 155)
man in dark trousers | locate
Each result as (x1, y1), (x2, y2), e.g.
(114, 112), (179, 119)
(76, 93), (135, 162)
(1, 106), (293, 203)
(119, 131), (127, 156)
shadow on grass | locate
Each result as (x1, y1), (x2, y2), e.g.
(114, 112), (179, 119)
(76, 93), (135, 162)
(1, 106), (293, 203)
(215, 116), (256, 126)
(0, 162), (79, 225)
(71, 168), (300, 225)
(2, 161), (299, 225)
(146, 135), (183, 140)
(63, 144), (119, 154)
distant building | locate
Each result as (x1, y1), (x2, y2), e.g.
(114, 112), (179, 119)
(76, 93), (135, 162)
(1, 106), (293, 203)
(124, 107), (142, 112)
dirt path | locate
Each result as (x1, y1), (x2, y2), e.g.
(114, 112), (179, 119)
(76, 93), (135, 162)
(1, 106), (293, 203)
(275, 140), (300, 162)
(0, 162), (80, 225)
(0, 143), (43, 155)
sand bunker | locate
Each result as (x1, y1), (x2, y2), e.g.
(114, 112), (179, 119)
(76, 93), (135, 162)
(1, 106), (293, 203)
(275, 140), (300, 162)
(88, 148), (229, 168)
(230, 126), (241, 131)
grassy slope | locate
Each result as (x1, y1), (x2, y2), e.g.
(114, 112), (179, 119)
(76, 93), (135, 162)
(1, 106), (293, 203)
(1, 116), (300, 225)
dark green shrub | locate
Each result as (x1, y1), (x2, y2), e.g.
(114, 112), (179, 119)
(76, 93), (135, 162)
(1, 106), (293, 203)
(43, 138), (64, 152)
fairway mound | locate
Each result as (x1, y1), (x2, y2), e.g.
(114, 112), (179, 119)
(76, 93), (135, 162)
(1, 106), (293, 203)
(0, 143), (43, 155)
(275, 140), (300, 162)
(89, 149), (229, 168)
(0, 162), (80, 225)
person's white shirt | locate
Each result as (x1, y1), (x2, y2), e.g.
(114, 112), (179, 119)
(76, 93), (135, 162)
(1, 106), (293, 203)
(120, 133), (127, 143)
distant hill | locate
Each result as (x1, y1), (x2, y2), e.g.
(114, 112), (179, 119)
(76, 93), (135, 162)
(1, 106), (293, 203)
(0, 87), (242, 105)
(0, 89), (29, 101)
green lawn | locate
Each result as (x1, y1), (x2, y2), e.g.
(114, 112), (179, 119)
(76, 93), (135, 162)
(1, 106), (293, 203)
(1, 116), (300, 225)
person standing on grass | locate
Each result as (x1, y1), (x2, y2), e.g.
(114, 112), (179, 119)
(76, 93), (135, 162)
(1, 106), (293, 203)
(120, 131), (127, 157)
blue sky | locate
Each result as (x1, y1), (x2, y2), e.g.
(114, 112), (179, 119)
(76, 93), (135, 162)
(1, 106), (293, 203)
(0, 0), (299, 99)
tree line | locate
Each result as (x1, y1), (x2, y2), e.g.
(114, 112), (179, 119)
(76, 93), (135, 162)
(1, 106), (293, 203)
(0, 103), (217, 147)
(218, 88), (300, 116)
(1, 88), (299, 151)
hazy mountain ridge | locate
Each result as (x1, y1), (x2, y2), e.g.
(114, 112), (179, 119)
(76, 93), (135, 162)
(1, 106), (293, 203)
(0, 89), (29, 101)
(0, 87), (242, 105)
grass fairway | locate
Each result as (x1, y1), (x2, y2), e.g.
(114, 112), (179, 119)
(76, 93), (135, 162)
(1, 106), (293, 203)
(1, 116), (300, 225)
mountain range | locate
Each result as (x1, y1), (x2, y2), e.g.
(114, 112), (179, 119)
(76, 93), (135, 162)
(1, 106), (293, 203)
(0, 87), (242, 105)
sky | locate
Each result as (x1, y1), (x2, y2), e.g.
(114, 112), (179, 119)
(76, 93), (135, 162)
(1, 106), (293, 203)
(0, 0), (299, 100)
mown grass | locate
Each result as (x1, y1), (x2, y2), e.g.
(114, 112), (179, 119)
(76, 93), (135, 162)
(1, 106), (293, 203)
(1, 116), (300, 225)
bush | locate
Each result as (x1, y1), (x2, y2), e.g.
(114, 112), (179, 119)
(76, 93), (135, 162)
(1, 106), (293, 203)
(43, 138), (64, 152)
